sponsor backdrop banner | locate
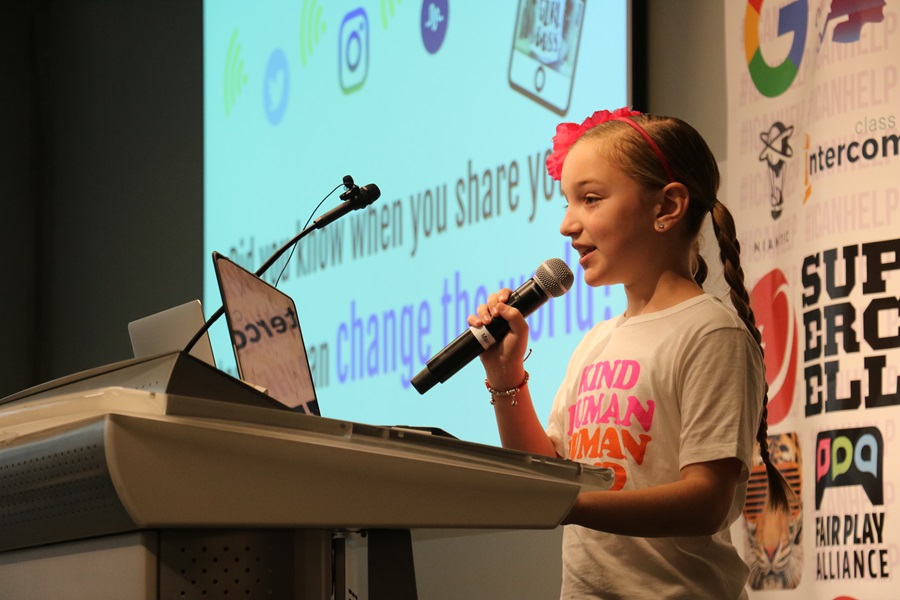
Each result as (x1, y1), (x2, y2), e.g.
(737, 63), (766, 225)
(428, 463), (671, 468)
(725, 1), (899, 598)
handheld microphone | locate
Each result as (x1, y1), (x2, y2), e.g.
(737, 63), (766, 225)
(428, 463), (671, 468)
(411, 258), (574, 394)
(313, 183), (381, 229)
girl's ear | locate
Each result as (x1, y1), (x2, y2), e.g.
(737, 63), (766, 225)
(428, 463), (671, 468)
(654, 182), (690, 230)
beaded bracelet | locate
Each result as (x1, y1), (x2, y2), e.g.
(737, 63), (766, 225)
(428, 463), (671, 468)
(486, 371), (529, 406)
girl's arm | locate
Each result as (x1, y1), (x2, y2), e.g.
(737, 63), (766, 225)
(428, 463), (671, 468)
(474, 293), (744, 538)
(490, 384), (559, 458)
(470, 292), (559, 458)
(564, 457), (744, 537)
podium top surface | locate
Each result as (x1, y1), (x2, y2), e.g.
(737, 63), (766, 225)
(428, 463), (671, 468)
(0, 375), (613, 552)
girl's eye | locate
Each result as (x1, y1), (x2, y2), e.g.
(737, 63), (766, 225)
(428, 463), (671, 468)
(584, 195), (602, 204)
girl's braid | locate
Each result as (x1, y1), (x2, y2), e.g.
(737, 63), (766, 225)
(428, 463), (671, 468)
(711, 200), (794, 512)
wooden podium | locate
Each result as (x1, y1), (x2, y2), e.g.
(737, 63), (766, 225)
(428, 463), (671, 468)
(0, 353), (612, 599)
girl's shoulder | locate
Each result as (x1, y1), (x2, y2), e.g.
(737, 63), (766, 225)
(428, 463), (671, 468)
(617, 293), (742, 329)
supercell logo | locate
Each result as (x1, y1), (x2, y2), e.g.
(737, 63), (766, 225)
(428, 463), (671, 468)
(815, 427), (883, 509)
(801, 237), (900, 416)
(759, 121), (795, 220)
(750, 269), (798, 425)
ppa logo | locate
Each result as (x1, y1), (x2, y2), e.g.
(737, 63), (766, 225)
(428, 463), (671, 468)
(750, 269), (798, 425)
(815, 427), (883, 509)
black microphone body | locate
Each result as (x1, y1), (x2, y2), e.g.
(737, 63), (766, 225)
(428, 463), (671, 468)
(312, 183), (380, 230)
(411, 259), (573, 394)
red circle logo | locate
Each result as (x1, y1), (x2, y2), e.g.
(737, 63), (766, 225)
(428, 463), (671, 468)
(750, 269), (798, 425)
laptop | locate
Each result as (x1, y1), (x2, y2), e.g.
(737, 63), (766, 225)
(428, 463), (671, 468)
(212, 252), (320, 415)
(128, 300), (217, 367)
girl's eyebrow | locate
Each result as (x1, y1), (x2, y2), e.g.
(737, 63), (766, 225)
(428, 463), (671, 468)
(567, 177), (606, 190)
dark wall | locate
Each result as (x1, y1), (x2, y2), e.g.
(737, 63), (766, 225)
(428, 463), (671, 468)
(646, 0), (726, 158)
(1, 2), (40, 398)
(1, 0), (203, 397)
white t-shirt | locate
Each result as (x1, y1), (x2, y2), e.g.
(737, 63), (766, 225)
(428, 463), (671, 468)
(547, 294), (764, 599)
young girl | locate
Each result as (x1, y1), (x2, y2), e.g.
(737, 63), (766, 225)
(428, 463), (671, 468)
(469, 107), (792, 599)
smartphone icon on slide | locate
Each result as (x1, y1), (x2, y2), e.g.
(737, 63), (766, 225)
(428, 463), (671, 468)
(508, 0), (586, 115)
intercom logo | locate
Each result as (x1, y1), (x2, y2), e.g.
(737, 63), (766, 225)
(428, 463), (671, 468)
(264, 48), (290, 126)
(339, 8), (369, 94)
(224, 29), (248, 116)
(421, 0), (449, 54)
(299, 0), (327, 67)
(744, 0), (808, 98)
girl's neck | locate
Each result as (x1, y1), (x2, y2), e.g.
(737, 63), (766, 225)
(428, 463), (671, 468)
(622, 271), (703, 318)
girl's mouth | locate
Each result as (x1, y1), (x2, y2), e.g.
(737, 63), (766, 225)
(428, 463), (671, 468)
(576, 247), (596, 265)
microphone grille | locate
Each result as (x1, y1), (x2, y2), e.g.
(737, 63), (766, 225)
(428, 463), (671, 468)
(362, 183), (381, 201)
(534, 258), (574, 297)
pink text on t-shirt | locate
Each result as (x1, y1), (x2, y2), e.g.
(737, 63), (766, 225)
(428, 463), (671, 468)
(578, 359), (640, 394)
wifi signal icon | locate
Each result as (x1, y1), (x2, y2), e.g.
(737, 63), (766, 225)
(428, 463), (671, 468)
(380, 0), (402, 28)
(299, 0), (327, 67)
(224, 29), (248, 117)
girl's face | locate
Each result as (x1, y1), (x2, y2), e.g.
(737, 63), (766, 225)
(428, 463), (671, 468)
(559, 138), (661, 288)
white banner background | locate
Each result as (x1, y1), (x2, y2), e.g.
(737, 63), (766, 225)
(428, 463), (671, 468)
(725, 1), (899, 598)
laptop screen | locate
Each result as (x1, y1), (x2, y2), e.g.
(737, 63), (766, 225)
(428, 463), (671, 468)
(212, 252), (320, 415)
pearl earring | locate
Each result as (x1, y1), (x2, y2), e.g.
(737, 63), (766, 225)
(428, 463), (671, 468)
(657, 222), (665, 230)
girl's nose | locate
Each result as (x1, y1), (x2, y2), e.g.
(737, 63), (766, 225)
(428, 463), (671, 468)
(559, 206), (580, 238)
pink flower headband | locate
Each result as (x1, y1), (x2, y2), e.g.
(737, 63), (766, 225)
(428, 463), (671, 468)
(545, 107), (676, 183)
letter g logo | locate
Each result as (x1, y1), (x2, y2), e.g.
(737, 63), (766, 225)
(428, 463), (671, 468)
(744, 0), (808, 97)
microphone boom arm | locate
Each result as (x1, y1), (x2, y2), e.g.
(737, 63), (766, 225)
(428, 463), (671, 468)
(182, 183), (380, 355)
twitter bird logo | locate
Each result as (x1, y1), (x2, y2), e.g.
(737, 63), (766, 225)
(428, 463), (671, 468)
(264, 48), (290, 125)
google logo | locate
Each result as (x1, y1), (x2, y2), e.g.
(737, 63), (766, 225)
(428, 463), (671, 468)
(745, 0), (808, 97)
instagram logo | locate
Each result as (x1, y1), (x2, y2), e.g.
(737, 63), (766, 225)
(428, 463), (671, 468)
(339, 8), (369, 94)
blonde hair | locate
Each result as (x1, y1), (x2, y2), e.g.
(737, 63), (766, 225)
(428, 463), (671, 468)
(577, 115), (794, 511)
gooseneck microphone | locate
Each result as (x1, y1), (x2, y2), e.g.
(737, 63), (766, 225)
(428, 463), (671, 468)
(411, 258), (574, 394)
(183, 178), (379, 356)
(312, 183), (381, 230)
